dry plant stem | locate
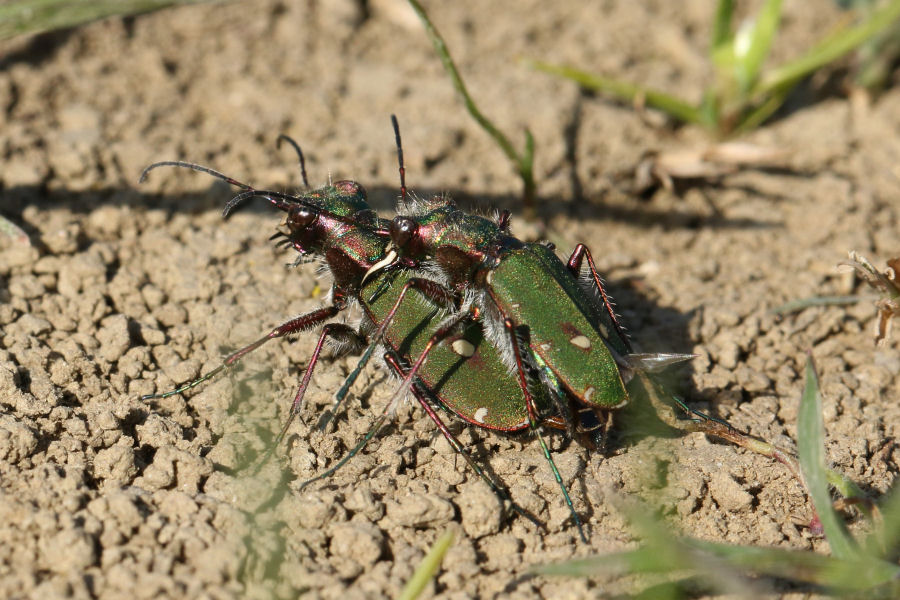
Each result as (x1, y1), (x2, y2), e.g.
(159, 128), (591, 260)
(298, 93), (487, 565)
(638, 373), (867, 524)
(640, 374), (801, 480)
(406, 0), (536, 216)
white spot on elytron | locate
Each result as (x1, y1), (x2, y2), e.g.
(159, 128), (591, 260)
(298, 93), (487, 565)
(570, 335), (591, 349)
(511, 302), (520, 309)
(486, 270), (494, 285)
(539, 343), (552, 352)
(451, 339), (476, 357)
(598, 323), (609, 337)
(474, 407), (488, 423)
(584, 386), (595, 403)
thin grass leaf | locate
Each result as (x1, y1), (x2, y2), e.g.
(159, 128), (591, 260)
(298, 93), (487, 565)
(536, 498), (757, 596)
(825, 466), (871, 512)
(526, 61), (707, 126)
(633, 580), (692, 600)
(0, 0), (215, 41)
(398, 529), (454, 600)
(711, 0), (734, 51)
(532, 546), (682, 578)
(733, 75), (792, 133)
(768, 294), (873, 315)
(536, 531), (900, 592)
(864, 486), (900, 557)
(531, 497), (705, 577)
(406, 0), (537, 213)
(687, 538), (900, 591)
(736, 0), (782, 92)
(798, 355), (858, 559)
(755, 0), (900, 95)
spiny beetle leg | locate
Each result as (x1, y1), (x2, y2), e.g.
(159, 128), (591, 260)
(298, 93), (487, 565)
(566, 243), (633, 354)
(320, 277), (460, 432)
(254, 323), (362, 475)
(142, 305), (341, 401)
(300, 406), (391, 491)
(504, 318), (587, 543)
(383, 350), (544, 529)
(301, 349), (546, 535)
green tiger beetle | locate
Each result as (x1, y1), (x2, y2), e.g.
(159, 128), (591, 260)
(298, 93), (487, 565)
(139, 133), (602, 541)
(350, 118), (808, 511)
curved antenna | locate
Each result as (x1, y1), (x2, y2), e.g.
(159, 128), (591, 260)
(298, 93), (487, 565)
(276, 134), (310, 189)
(140, 161), (256, 190)
(222, 188), (304, 216)
(140, 149), (393, 236)
(390, 114), (406, 202)
(140, 161), (303, 215)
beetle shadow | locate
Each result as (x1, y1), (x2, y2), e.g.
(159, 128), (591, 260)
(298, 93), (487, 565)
(1, 165), (784, 243)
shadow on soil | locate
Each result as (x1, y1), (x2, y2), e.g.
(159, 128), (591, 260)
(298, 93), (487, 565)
(2, 177), (782, 232)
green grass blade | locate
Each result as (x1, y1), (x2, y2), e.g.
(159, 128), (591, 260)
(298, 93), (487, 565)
(798, 356), (858, 559)
(736, 0), (782, 92)
(864, 486), (900, 557)
(398, 530), (454, 600)
(532, 546), (681, 577)
(535, 499), (755, 596)
(535, 534), (900, 591)
(825, 466), (870, 509)
(755, 0), (900, 95)
(0, 0), (214, 41)
(687, 538), (900, 590)
(527, 60), (706, 126)
(733, 77), (792, 133)
(711, 0), (734, 51)
(406, 0), (536, 211)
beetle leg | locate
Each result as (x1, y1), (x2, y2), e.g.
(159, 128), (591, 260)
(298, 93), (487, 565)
(322, 277), (459, 431)
(302, 347), (547, 536)
(504, 318), (588, 543)
(253, 323), (364, 473)
(275, 324), (362, 444)
(143, 304), (343, 401)
(566, 243), (633, 353)
(383, 350), (544, 529)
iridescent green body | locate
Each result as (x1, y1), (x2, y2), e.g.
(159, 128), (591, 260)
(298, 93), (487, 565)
(484, 243), (628, 408)
(388, 200), (631, 412)
(288, 184), (551, 431)
(363, 268), (550, 430)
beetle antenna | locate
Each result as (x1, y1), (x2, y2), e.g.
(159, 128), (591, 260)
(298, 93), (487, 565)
(390, 114), (407, 202)
(277, 134), (310, 189)
(140, 161), (257, 191)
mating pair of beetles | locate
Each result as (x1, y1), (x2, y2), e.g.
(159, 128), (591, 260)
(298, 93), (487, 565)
(141, 117), (797, 542)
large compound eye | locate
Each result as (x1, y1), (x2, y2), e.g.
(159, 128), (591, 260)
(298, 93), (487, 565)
(287, 205), (317, 230)
(390, 216), (417, 248)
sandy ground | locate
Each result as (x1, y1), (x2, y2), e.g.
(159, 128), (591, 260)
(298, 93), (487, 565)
(1, 0), (899, 597)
